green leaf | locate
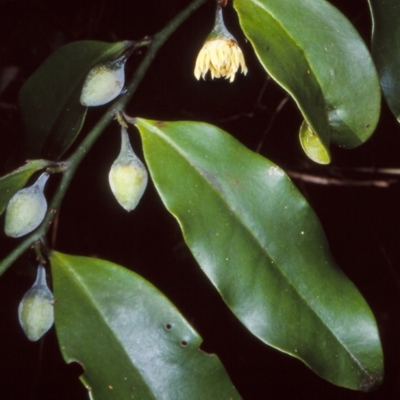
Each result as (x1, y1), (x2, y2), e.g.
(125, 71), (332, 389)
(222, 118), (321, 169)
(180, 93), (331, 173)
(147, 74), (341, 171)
(234, 0), (380, 156)
(369, 0), (400, 121)
(135, 118), (383, 391)
(19, 40), (132, 160)
(0, 160), (51, 216)
(49, 251), (242, 400)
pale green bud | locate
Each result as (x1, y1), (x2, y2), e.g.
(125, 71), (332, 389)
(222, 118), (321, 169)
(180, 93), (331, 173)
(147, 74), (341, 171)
(80, 55), (126, 107)
(5, 173), (49, 238)
(18, 265), (55, 341)
(109, 127), (148, 211)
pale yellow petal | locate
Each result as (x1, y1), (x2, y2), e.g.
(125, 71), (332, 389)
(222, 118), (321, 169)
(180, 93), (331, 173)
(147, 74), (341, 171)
(194, 38), (247, 82)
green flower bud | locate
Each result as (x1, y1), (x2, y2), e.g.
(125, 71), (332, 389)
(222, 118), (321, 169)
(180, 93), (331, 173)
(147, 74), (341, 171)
(109, 127), (148, 211)
(5, 173), (49, 238)
(80, 55), (127, 107)
(18, 265), (55, 341)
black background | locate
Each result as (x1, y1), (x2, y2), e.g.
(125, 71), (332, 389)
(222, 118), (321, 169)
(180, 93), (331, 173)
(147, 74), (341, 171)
(0, 0), (399, 399)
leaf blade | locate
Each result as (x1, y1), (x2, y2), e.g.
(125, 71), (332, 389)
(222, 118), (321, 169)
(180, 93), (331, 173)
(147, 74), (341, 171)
(234, 0), (380, 153)
(50, 251), (242, 400)
(136, 118), (383, 391)
(369, 0), (400, 120)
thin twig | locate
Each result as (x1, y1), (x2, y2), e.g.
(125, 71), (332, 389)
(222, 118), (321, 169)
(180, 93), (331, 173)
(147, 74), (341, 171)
(256, 95), (289, 153)
(351, 167), (400, 175)
(220, 75), (271, 122)
(287, 170), (397, 188)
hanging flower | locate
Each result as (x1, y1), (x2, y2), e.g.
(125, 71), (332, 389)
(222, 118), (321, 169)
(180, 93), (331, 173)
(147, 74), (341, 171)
(194, 5), (247, 83)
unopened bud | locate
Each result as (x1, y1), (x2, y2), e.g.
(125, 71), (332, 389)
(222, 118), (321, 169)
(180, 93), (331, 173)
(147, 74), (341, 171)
(18, 265), (55, 341)
(109, 127), (148, 211)
(5, 173), (49, 238)
(80, 55), (127, 107)
(299, 120), (330, 165)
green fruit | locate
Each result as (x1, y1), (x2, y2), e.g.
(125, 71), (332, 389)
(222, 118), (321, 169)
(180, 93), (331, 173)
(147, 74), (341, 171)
(80, 55), (126, 107)
(18, 265), (54, 341)
(109, 127), (148, 211)
(5, 173), (49, 238)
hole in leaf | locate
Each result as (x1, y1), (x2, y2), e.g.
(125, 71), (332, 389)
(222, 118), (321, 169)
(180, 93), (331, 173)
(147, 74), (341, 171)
(65, 361), (88, 396)
(180, 340), (188, 347)
(67, 360), (86, 374)
(165, 323), (172, 330)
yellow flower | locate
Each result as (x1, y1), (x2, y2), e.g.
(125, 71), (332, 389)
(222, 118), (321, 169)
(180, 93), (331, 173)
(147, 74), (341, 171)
(194, 38), (248, 83)
(194, 5), (247, 83)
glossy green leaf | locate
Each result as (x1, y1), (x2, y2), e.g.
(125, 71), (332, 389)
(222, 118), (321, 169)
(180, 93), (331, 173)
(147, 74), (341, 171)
(0, 160), (51, 216)
(136, 118), (383, 391)
(299, 120), (331, 165)
(19, 41), (132, 160)
(49, 251), (241, 400)
(234, 0), (380, 156)
(369, 0), (400, 120)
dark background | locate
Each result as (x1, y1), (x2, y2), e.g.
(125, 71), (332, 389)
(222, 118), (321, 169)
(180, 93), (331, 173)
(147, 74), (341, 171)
(0, 0), (399, 399)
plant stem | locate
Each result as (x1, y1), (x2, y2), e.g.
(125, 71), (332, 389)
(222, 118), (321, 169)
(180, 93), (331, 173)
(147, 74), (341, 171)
(0, 0), (208, 276)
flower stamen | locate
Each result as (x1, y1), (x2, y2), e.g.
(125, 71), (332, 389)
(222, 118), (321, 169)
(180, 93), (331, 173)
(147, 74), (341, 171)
(194, 6), (247, 83)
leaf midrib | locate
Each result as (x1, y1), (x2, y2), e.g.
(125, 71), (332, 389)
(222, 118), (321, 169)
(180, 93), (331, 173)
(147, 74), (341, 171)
(54, 254), (158, 400)
(144, 122), (371, 379)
